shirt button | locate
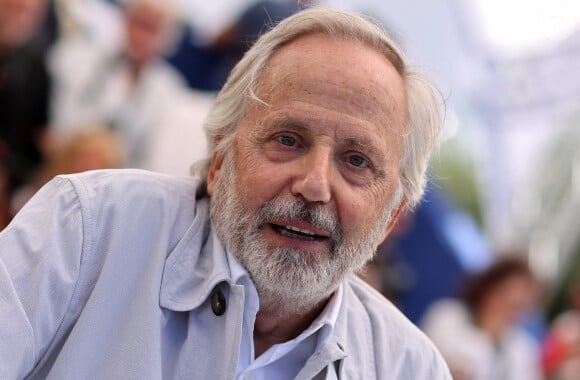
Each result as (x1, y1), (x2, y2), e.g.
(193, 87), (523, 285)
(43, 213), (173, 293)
(211, 288), (226, 316)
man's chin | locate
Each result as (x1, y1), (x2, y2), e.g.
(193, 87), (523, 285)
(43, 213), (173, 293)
(255, 279), (336, 316)
(244, 254), (339, 312)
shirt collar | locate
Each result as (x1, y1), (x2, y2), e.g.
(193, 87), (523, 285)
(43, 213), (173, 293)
(314, 284), (342, 351)
(159, 197), (231, 311)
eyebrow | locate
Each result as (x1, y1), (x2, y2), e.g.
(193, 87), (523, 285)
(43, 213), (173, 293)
(267, 115), (310, 133)
(341, 137), (383, 158)
(267, 114), (388, 161)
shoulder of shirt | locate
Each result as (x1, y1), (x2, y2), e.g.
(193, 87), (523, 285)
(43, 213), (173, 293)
(343, 274), (424, 336)
(341, 274), (451, 377)
(59, 168), (202, 217)
(46, 169), (208, 263)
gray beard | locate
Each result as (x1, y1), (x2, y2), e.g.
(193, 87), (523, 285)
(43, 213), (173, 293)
(209, 155), (395, 315)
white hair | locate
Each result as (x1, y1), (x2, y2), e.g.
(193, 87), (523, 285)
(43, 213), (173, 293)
(192, 7), (442, 208)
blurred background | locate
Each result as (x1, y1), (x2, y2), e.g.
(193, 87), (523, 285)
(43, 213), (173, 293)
(2, 0), (580, 378)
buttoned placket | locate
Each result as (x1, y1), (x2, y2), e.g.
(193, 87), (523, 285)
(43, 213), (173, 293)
(168, 281), (246, 380)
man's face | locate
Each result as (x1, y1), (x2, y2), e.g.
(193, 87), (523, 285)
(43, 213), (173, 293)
(124, 3), (169, 65)
(0, 0), (46, 50)
(208, 33), (408, 313)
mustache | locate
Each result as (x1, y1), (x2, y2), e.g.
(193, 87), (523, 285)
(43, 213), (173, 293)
(255, 196), (343, 247)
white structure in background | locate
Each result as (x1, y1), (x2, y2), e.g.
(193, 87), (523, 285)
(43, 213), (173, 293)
(142, 90), (214, 175)
(464, 0), (580, 283)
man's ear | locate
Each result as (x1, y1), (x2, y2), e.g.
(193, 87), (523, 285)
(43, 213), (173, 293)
(206, 151), (224, 196)
(379, 198), (407, 242)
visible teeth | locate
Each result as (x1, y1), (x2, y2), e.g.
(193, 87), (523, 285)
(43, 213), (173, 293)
(284, 225), (316, 236)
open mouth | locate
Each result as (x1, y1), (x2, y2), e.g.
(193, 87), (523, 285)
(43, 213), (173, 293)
(270, 223), (328, 241)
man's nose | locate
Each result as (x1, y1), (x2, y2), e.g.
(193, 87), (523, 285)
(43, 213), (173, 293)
(291, 148), (333, 204)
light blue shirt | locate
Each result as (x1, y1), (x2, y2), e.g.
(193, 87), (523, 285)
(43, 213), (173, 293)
(0, 169), (452, 379)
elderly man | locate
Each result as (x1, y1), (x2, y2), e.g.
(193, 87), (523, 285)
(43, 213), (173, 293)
(0, 8), (451, 380)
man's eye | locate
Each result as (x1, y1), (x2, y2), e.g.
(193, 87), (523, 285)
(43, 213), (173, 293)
(348, 154), (368, 168)
(276, 135), (298, 147)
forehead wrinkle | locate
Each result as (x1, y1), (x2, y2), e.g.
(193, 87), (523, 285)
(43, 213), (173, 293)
(253, 39), (408, 136)
(262, 67), (402, 123)
(255, 67), (407, 150)
(260, 37), (406, 113)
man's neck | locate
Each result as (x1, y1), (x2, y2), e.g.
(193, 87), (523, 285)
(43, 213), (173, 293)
(253, 296), (330, 357)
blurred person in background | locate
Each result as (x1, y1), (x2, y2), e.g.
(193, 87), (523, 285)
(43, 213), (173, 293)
(212, 1), (305, 62)
(421, 256), (543, 380)
(0, 0), (51, 228)
(169, 0), (307, 92)
(49, 0), (198, 169)
(542, 279), (580, 380)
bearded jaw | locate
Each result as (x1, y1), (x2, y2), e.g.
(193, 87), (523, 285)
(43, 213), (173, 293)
(212, 213), (386, 315)
(238, 236), (344, 315)
(211, 193), (389, 314)
(212, 205), (357, 315)
(209, 168), (343, 314)
(229, 215), (387, 317)
(241, 207), (386, 313)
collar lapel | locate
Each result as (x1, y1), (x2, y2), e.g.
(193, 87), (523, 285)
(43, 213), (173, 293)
(159, 197), (231, 311)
